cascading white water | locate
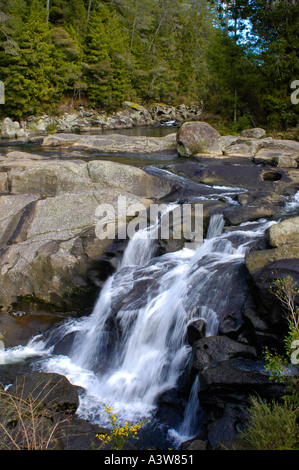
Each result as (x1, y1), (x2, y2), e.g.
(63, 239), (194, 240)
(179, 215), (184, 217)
(0, 208), (276, 446)
(176, 375), (202, 443)
(285, 190), (299, 214)
(206, 213), (226, 239)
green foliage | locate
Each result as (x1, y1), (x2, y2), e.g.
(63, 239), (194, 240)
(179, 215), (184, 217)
(240, 396), (298, 450)
(0, 0), (298, 126)
(240, 275), (299, 450)
(83, 6), (131, 109)
(0, 0), (57, 117)
(264, 276), (299, 407)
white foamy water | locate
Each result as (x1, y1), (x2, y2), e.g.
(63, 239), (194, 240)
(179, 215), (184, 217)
(0, 210), (276, 445)
(285, 191), (299, 214)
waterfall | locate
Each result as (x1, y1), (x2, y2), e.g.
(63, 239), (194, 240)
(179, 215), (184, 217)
(206, 213), (226, 239)
(284, 190), (299, 214)
(1, 209), (276, 447)
(178, 375), (202, 439)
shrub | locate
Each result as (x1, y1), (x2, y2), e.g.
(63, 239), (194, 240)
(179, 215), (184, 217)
(239, 276), (299, 450)
(240, 396), (298, 450)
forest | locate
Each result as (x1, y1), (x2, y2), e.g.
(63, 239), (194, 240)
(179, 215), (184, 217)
(0, 0), (299, 131)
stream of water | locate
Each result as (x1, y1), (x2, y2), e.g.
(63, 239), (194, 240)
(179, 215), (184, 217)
(1, 131), (298, 448)
(0, 207), (276, 448)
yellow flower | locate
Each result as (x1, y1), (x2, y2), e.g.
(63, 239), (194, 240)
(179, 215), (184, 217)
(96, 403), (147, 450)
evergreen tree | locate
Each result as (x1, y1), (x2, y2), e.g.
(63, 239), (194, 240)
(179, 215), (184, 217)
(247, 0), (299, 128)
(51, 26), (86, 103)
(0, 0), (57, 118)
(176, 0), (213, 105)
(83, 5), (131, 109)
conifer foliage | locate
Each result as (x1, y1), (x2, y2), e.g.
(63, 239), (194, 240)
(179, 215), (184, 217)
(0, 0), (298, 128)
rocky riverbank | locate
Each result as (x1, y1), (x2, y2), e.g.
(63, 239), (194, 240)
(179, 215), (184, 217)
(0, 121), (298, 450)
(0, 102), (202, 139)
(0, 152), (176, 344)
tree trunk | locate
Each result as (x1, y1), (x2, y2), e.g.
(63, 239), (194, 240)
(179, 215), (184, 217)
(87, 0), (92, 26)
(234, 85), (237, 123)
(130, 16), (136, 54)
(46, 0), (50, 23)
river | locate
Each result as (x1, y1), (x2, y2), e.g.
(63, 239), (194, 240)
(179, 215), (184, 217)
(0, 126), (298, 450)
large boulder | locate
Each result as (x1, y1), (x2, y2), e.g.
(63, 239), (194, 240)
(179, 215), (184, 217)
(176, 122), (222, 156)
(1, 117), (26, 139)
(0, 152), (176, 315)
(121, 101), (153, 126)
(245, 235), (299, 333)
(42, 132), (177, 154)
(224, 205), (278, 226)
(266, 216), (299, 247)
(191, 336), (257, 373)
(0, 371), (115, 450)
(241, 128), (266, 139)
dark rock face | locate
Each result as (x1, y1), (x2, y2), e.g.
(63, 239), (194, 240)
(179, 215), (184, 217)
(167, 123), (299, 450)
(190, 336), (257, 373)
(0, 371), (119, 450)
(186, 319), (206, 345)
(245, 258), (299, 341)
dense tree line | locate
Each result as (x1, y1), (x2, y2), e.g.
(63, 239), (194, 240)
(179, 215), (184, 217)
(0, 0), (298, 129)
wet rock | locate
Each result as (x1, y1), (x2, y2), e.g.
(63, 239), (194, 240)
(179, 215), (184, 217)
(245, 257), (299, 332)
(241, 294), (279, 349)
(198, 357), (285, 449)
(177, 122), (222, 156)
(237, 191), (284, 207)
(1, 372), (80, 415)
(199, 358), (280, 397)
(0, 371), (112, 450)
(224, 205), (277, 226)
(191, 336), (257, 373)
(178, 163), (283, 192)
(57, 414), (111, 450)
(0, 309), (68, 348)
(206, 403), (246, 449)
(180, 438), (207, 450)
(186, 319), (206, 345)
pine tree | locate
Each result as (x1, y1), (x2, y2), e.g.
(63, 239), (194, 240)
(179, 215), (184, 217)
(0, 0), (58, 118)
(83, 5), (131, 109)
(247, 0), (299, 128)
